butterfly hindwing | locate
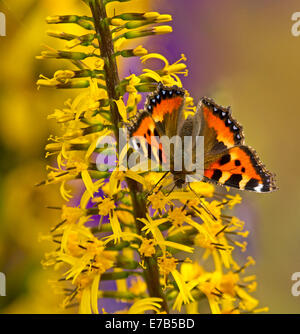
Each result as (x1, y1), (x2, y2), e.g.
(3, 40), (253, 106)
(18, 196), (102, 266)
(204, 145), (276, 192)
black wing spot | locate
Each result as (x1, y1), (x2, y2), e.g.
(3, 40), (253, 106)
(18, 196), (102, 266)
(219, 154), (231, 165)
(245, 178), (259, 190)
(224, 174), (243, 187)
(211, 169), (222, 181)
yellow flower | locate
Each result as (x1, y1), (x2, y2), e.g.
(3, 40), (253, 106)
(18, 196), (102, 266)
(169, 207), (189, 228)
(129, 277), (147, 295)
(139, 238), (156, 257)
(148, 191), (169, 211)
(96, 198), (115, 216)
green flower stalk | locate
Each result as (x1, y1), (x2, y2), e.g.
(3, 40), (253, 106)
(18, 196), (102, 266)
(38, 0), (267, 314)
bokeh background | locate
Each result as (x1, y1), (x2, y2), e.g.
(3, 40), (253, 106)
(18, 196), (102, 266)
(0, 0), (299, 313)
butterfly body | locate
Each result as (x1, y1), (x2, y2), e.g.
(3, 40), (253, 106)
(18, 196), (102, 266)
(128, 83), (276, 193)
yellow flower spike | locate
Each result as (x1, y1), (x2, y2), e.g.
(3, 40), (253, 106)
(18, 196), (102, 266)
(39, 1), (262, 315)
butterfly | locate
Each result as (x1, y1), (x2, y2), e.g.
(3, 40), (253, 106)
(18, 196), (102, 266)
(127, 83), (276, 193)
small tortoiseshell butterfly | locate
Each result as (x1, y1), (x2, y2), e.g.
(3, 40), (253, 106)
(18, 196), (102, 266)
(128, 83), (276, 193)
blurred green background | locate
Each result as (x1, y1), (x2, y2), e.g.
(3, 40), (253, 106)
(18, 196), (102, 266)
(0, 0), (299, 313)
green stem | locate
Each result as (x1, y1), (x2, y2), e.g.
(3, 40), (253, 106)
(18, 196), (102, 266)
(88, 0), (169, 313)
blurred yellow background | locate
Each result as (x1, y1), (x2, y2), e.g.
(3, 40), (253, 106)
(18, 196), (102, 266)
(0, 0), (299, 313)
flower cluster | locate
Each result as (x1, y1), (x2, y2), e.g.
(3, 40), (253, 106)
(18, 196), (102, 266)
(38, 0), (267, 314)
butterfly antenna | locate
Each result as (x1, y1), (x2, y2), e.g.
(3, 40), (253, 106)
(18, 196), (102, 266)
(188, 183), (218, 221)
(145, 171), (170, 198)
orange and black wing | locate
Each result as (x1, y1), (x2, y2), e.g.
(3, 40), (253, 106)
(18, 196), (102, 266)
(128, 111), (164, 165)
(200, 98), (276, 192)
(204, 146), (276, 192)
(199, 97), (244, 154)
(146, 83), (186, 138)
(128, 83), (186, 165)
